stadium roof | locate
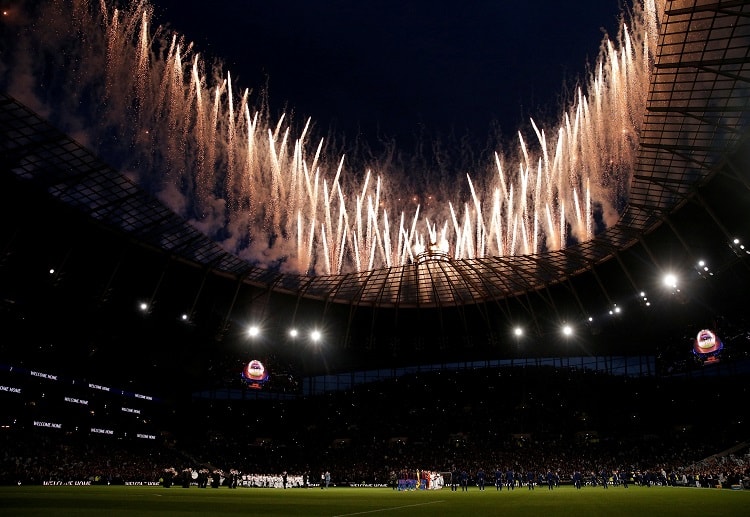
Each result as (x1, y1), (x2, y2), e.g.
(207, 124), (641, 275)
(1, 0), (750, 378)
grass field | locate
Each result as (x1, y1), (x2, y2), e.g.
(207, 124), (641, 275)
(0, 485), (748, 517)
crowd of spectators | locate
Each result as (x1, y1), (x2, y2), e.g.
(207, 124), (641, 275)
(1, 366), (748, 489)
(0, 432), (179, 484)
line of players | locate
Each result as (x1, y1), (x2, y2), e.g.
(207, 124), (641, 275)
(449, 468), (633, 491)
(162, 467), (242, 489)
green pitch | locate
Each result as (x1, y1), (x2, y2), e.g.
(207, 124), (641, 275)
(0, 485), (748, 517)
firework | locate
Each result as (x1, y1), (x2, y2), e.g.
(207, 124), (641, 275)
(1, 0), (663, 275)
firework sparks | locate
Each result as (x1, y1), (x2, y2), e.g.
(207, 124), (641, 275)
(1, 0), (663, 275)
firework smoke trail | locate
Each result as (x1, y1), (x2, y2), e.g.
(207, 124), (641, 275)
(2, 0), (665, 275)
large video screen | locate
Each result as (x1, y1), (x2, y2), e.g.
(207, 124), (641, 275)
(693, 329), (723, 365)
(241, 359), (269, 389)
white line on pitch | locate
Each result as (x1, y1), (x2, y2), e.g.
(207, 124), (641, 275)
(332, 500), (445, 517)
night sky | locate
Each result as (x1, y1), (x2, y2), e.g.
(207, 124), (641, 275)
(150, 0), (625, 151)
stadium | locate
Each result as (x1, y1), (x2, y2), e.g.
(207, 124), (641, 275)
(1, 0), (750, 514)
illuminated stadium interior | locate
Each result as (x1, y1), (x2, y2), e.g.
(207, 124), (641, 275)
(1, 0), (749, 392)
(2, 2), (750, 498)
